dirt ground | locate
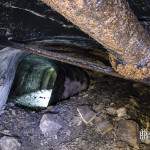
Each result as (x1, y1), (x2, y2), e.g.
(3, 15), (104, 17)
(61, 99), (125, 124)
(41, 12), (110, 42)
(0, 75), (149, 150)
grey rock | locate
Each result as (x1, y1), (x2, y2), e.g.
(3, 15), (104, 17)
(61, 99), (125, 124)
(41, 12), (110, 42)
(39, 114), (62, 138)
(0, 47), (25, 110)
(77, 105), (96, 124)
(96, 120), (113, 135)
(0, 136), (21, 150)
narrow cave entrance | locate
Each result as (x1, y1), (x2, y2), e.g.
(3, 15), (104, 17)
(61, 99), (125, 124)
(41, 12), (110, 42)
(8, 54), (89, 109)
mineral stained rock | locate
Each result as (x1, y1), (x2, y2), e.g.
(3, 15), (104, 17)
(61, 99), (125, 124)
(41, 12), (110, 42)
(116, 120), (139, 149)
(41, 0), (150, 80)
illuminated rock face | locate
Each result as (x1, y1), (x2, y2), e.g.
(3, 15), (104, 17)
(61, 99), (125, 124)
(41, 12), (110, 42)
(11, 55), (89, 108)
(15, 90), (53, 108)
(11, 55), (57, 108)
(11, 55), (57, 97)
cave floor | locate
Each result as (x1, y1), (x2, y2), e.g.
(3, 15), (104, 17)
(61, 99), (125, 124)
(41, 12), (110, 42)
(0, 75), (150, 150)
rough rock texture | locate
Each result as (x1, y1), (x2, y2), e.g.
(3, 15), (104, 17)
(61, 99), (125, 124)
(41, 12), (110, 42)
(116, 120), (139, 149)
(0, 136), (21, 150)
(39, 114), (62, 138)
(0, 47), (25, 110)
(77, 105), (96, 124)
(0, 75), (149, 150)
(41, 0), (150, 80)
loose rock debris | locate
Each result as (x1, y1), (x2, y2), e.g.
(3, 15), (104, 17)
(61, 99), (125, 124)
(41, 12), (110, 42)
(0, 76), (150, 149)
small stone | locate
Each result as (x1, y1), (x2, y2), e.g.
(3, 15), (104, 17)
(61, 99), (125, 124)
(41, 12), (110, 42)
(116, 120), (139, 149)
(39, 114), (62, 138)
(92, 103), (104, 112)
(106, 107), (117, 116)
(77, 105), (97, 124)
(116, 107), (127, 118)
(96, 120), (113, 135)
(0, 136), (21, 150)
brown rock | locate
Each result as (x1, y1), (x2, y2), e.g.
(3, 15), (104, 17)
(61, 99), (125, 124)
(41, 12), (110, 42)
(116, 120), (139, 149)
(96, 120), (113, 135)
(116, 107), (127, 118)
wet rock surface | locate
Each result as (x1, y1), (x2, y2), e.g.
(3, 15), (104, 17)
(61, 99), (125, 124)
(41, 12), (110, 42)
(0, 75), (149, 150)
